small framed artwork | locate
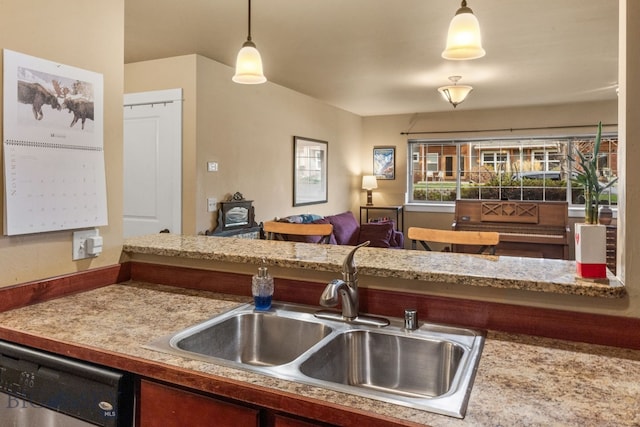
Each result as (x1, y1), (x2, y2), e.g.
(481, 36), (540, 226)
(373, 146), (395, 180)
(293, 136), (328, 206)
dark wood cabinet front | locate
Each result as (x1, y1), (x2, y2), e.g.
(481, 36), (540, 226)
(272, 413), (329, 427)
(139, 380), (260, 427)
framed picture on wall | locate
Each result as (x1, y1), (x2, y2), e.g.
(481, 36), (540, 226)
(293, 136), (328, 206)
(373, 146), (395, 180)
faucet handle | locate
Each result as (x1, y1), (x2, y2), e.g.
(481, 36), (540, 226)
(404, 308), (418, 330)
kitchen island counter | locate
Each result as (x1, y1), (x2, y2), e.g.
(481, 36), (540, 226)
(0, 281), (638, 427)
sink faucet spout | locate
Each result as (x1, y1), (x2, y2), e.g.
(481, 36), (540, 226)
(319, 279), (359, 319)
(316, 242), (389, 327)
(341, 240), (365, 285)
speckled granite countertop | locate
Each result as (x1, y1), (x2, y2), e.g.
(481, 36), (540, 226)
(123, 234), (625, 298)
(0, 282), (638, 426)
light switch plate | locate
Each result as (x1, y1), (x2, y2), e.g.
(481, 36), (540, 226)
(73, 229), (100, 260)
(207, 197), (218, 212)
(207, 161), (218, 172)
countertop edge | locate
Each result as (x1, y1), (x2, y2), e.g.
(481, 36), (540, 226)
(123, 234), (625, 299)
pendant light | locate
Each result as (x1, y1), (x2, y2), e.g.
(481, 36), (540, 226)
(438, 76), (473, 108)
(442, 0), (485, 60)
(233, 0), (267, 84)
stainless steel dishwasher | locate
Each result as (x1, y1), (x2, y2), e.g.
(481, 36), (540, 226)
(0, 340), (134, 427)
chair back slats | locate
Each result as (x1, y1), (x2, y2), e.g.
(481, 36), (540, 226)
(263, 221), (333, 244)
(408, 227), (499, 254)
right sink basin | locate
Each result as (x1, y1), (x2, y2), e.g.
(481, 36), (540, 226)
(298, 329), (464, 399)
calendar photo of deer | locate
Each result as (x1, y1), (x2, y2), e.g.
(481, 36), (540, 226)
(16, 66), (94, 132)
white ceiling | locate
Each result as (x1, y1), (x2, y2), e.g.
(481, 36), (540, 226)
(124, 0), (619, 117)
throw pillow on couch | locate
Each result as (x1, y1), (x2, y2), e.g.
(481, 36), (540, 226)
(323, 211), (401, 248)
(324, 211), (360, 246)
(358, 221), (395, 248)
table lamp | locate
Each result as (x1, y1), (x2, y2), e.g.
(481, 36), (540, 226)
(362, 175), (378, 206)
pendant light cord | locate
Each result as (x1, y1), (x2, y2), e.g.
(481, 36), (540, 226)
(247, 0), (253, 42)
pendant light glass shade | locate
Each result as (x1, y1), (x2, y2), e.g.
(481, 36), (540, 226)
(438, 76), (473, 108)
(233, 40), (266, 84)
(442, 0), (485, 60)
(233, 0), (267, 84)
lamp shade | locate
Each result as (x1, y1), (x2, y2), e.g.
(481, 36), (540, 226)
(362, 175), (378, 190)
(438, 76), (473, 108)
(438, 84), (473, 107)
(232, 40), (267, 84)
(442, 2), (485, 60)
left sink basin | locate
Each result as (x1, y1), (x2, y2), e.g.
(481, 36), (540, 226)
(148, 303), (334, 367)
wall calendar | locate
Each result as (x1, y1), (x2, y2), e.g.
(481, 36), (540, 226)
(3, 49), (107, 235)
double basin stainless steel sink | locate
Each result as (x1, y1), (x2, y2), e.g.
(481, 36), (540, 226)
(145, 302), (485, 419)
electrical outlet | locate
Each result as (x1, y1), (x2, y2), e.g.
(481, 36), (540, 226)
(207, 197), (218, 212)
(207, 161), (218, 172)
(73, 229), (100, 260)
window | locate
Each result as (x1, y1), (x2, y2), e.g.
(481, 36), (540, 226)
(426, 153), (439, 172)
(532, 148), (561, 171)
(408, 135), (618, 207)
(410, 143), (458, 202)
(481, 151), (509, 172)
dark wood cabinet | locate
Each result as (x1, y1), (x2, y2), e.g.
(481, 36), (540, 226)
(138, 379), (334, 427)
(138, 380), (260, 427)
(272, 413), (328, 427)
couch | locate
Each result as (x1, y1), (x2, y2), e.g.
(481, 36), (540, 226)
(274, 211), (404, 249)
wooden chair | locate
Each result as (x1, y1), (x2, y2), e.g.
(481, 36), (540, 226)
(408, 227), (500, 255)
(263, 221), (333, 244)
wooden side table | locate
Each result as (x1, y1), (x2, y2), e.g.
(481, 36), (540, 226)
(359, 205), (404, 232)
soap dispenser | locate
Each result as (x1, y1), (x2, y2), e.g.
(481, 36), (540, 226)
(252, 263), (273, 310)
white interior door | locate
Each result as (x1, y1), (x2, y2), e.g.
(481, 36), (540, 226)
(123, 89), (182, 237)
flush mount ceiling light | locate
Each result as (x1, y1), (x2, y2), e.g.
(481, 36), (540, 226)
(232, 0), (267, 84)
(442, 0), (485, 60)
(438, 76), (473, 108)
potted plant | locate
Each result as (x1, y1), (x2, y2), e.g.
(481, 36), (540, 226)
(571, 121), (618, 223)
(570, 121), (618, 279)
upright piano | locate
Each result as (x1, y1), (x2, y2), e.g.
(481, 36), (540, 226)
(452, 200), (570, 259)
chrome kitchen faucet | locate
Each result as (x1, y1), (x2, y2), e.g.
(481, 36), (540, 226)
(315, 241), (389, 327)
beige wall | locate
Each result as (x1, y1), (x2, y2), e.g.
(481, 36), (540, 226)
(0, 1), (124, 287)
(126, 55), (363, 234)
